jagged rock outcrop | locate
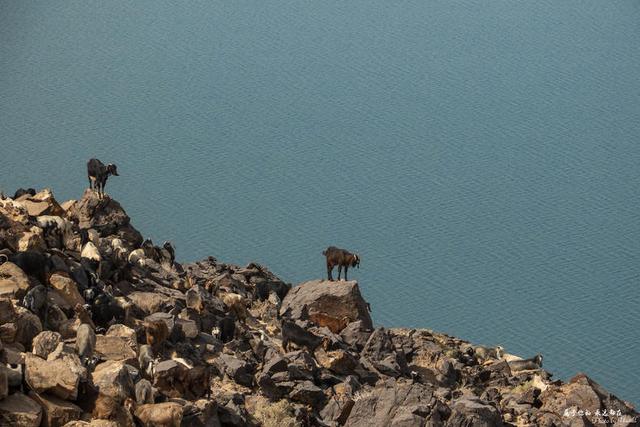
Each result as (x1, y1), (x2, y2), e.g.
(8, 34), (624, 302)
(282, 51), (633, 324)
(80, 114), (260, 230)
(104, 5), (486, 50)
(66, 189), (142, 246)
(280, 279), (373, 332)
(0, 188), (636, 426)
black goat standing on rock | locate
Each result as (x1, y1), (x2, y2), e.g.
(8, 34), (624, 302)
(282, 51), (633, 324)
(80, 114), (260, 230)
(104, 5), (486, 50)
(87, 158), (119, 198)
(323, 246), (360, 281)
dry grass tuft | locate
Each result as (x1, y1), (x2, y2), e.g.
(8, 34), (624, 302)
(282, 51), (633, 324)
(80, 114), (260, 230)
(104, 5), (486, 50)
(253, 399), (300, 427)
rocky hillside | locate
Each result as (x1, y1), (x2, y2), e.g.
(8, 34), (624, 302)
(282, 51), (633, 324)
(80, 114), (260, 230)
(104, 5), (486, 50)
(0, 188), (637, 427)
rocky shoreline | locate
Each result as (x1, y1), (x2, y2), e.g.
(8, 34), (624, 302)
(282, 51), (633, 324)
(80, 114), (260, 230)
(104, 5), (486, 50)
(0, 188), (637, 426)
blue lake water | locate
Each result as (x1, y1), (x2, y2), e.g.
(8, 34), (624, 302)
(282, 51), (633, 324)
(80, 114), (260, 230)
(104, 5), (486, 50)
(1, 0), (639, 405)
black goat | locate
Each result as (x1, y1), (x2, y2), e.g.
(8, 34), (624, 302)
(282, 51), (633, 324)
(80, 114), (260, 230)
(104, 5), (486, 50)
(12, 188), (36, 199)
(507, 354), (544, 371)
(217, 316), (236, 344)
(281, 319), (326, 352)
(161, 241), (175, 265)
(0, 250), (53, 285)
(87, 158), (119, 197)
(91, 291), (125, 328)
(322, 246), (360, 281)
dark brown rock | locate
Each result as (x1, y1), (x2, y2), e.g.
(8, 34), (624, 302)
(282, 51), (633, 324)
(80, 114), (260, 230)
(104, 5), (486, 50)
(446, 397), (503, 427)
(0, 392), (43, 427)
(217, 354), (255, 387)
(280, 280), (372, 331)
(344, 378), (438, 427)
(66, 189), (141, 244)
(25, 352), (86, 400)
(29, 392), (83, 427)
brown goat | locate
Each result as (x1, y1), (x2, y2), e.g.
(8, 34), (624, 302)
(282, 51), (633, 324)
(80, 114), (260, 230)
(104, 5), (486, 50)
(145, 319), (169, 351)
(323, 246), (360, 281)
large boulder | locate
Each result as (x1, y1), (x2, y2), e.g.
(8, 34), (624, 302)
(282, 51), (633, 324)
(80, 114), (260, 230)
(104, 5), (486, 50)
(0, 392), (43, 427)
(280, 280), (372, 332)
(49, 274), (85, 308)
(17, 189), (64, 217)
(360, 328), (409, 379)
(32, 331), (63, 359)
(25, 352), (86, 400)
(92, 360), (134, 402)
(66, 190), (141, 245)
(216, 354), (255, 387)
(289, 380), (325, 408)
(0, 198), (30, 224)
(0, 261), (31, 299)
(29, 392), (83, 427)
(129, 292), (174, 316)
(94, 335), (137, 363)
(105, 324), (138, 353)
(340, 320), (373, 352)
(344, 378), (444, 427)
(14, 307), (44, 348)
(17, 227), (47, 252)
(446, 397), (503, 427)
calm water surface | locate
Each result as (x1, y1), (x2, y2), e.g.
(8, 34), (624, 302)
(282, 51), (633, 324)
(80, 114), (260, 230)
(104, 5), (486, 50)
(1, 0), (639, 404)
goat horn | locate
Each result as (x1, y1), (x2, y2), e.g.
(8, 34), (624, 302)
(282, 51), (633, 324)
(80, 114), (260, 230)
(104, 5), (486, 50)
(0, 254), (8, 264)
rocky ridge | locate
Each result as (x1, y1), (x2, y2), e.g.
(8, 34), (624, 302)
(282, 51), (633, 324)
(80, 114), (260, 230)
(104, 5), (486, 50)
(0, 188), (637, 426)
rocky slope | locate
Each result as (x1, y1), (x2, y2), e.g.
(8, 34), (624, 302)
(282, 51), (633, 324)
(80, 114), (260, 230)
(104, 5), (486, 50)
(0, 188), (637, 427)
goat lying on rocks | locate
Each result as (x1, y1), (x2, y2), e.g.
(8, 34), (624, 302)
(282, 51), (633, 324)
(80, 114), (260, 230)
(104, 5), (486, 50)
(12, 188), (36, 199)
(322, 246), (360, 281)
(507, 354), (543, 371)
(87, 158), (119, 198)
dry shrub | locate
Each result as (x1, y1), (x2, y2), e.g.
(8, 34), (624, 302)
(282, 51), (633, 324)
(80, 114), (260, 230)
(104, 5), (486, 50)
(253, 399), (300, 427)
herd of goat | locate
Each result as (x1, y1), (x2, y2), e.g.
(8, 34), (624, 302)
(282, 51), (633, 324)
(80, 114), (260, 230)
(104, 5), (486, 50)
(0, 158), (364, 347)
(0, 158), (547, 419)
(0, 158), (372, 419)
(3, 158), (362, 282)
